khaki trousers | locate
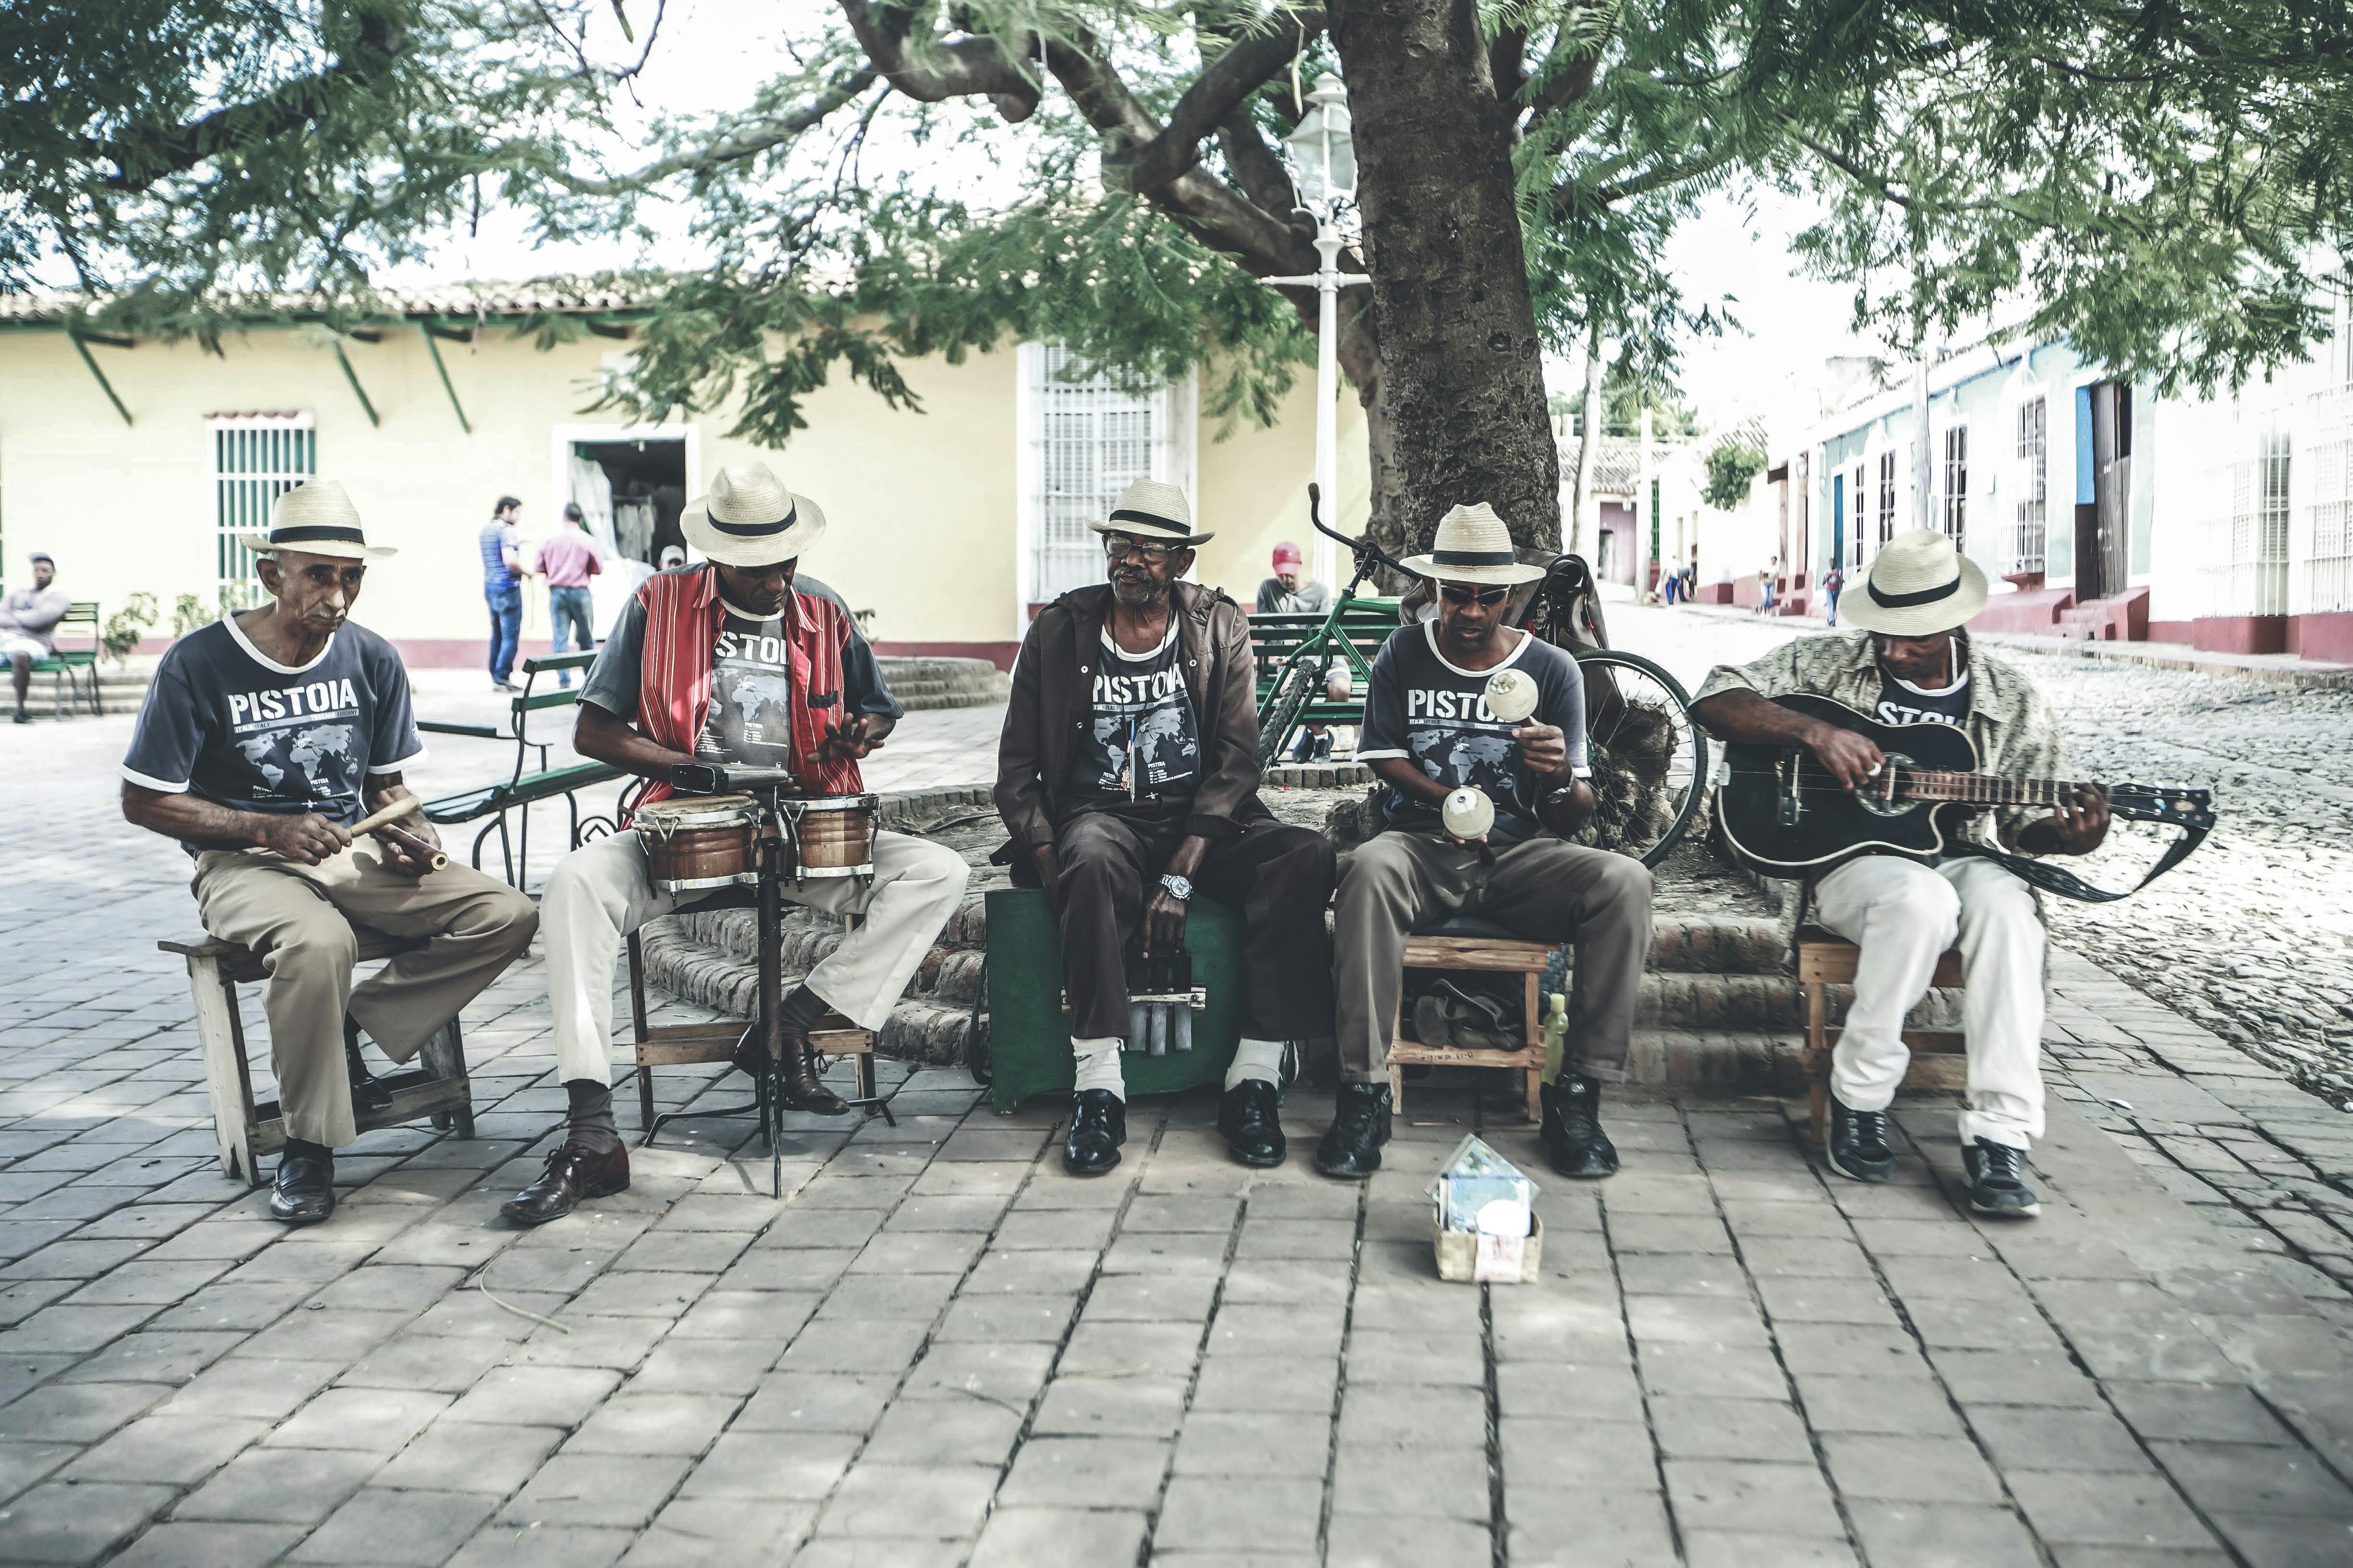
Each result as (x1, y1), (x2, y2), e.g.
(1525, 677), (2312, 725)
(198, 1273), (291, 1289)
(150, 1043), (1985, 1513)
(541, 827), (970, 1087)
(192, 846), (540, 1147)
(1334, 832), (1653, 1084)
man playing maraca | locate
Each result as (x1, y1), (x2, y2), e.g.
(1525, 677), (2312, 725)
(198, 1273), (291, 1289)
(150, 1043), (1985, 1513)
(1320, 503), (1655, 1179)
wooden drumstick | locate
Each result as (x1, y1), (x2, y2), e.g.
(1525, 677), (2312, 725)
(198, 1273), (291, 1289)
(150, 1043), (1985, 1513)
(349, 794), (425, 836)
(376, 823), (449, 872)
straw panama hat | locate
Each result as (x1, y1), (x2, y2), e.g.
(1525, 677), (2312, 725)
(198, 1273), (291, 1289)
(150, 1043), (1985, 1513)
(1398, 502), (1545, 586)
(682, 462), (828, 567)
(237, 480), (396, 560)
(1086, 478), (1213, 546)
(1840, 528), (1989, 636)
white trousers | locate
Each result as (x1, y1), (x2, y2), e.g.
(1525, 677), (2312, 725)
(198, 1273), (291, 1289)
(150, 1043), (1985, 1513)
(542, 826), (970, 1086)
(1811, 855), (2045, 1150)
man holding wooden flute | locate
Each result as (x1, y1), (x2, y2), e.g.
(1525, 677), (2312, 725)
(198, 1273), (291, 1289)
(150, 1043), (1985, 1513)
(120, 483), (538, 1226)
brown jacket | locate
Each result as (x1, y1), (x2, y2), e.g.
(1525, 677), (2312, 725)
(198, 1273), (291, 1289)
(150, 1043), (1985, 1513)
(994, 579), (1271, 857)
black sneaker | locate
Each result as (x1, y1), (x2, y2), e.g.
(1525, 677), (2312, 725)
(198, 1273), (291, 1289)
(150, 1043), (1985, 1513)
(1826, 1098), (1896, 1183)
(1062, 1089), (1126, 1176)
(1216, 1078), (1286, 1168)
(1314, 1082), (1392, 1179)
(1540, 1075), (1619, 1179)
(1961, 1138), (2041, 1218)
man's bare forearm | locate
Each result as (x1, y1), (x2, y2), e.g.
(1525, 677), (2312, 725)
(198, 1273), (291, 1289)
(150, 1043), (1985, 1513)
(1690, 689), (1819, 747)
(1370, 757), (1448, 806)
(122, 783), (275, 850)
(575, 704), (696, 784)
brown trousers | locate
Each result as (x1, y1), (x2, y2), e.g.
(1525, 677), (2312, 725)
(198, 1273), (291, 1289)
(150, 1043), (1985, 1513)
(1334, 831), (1653, 1083)
(193, 845), (538, 1146)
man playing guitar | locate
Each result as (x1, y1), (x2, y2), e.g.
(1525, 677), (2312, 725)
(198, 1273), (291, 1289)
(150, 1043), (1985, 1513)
(507, 463), (969, 1225)
(1691, 529), (2108, 1217)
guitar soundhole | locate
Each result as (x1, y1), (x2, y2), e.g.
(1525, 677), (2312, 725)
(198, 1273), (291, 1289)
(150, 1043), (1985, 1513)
(1856, 752), (1917, 818)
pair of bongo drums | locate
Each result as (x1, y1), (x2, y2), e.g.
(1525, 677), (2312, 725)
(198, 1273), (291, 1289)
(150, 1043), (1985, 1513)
(634, 791), (876, 894)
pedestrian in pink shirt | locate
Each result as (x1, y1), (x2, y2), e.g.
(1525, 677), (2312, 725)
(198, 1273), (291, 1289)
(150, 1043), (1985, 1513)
(536, 503), (604, 687)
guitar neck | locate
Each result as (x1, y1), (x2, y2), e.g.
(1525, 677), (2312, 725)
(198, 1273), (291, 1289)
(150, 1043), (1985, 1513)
(1899, 769), (2077, 808)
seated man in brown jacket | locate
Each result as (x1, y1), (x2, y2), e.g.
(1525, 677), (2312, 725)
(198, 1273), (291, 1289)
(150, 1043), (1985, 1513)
(995, 480), (1337, 1176)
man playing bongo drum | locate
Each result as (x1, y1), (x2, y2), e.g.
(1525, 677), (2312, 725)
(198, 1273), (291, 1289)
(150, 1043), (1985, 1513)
(510, 463), (968, 1224)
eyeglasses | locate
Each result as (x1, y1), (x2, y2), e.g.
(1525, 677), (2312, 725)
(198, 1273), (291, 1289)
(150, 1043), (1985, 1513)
(1439, 583), (1512, 607)
(1104, 535), (1178, 565)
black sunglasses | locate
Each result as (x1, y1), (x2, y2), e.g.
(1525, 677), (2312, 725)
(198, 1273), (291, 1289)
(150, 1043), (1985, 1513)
(1439, 583), (1512, 607)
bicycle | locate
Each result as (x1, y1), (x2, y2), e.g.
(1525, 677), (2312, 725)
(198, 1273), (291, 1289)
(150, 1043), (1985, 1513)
(1253, 486), (1708, 868)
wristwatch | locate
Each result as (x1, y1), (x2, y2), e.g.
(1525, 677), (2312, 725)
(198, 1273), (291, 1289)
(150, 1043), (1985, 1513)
(1159, 874), (1194, 901)
(1542, 782), (1585, 813)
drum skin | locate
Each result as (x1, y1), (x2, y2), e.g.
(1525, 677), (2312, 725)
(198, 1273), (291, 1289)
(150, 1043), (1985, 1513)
(638, 795), (759, 892)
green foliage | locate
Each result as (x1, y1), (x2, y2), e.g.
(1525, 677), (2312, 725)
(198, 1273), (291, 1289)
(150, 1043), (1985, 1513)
(1703, 441), (1767, 509)
(171, 593), (220, 639)
(102, 592), (158, 662)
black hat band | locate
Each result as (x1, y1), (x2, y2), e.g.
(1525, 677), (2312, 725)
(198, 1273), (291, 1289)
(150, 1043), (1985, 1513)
(709, 502), (797, 538)
(1431, 548), (1517, 566)
(1867, 573), (1961, 608)
(1109, 507), (1190, 534)
(271, 524), (366, 545)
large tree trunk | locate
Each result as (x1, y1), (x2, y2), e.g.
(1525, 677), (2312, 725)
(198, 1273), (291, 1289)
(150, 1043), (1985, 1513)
(1328, 0), (1562, 561)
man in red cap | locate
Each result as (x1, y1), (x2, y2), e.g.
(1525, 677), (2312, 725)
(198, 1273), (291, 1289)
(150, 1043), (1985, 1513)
(1255, 542), (1335, 761)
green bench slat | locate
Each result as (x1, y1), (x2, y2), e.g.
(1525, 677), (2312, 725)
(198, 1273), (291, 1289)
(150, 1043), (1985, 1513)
(424, 761), (622, 824)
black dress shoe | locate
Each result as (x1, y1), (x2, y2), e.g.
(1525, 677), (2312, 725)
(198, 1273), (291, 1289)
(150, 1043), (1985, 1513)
(1540, 1076), (1620, 1180)
(1063, 1089), (1126, 1175)
(269, 1151), (335, 1225)
(501, 1141), (631, 1225)
(1314, 1082), (1392, 1179)
(732, 1030), (851, 1116)
(1961, 1138), (2041, 1218)
(1827, 1097), (1896, 1183)
(1217, 1078), (1286, 1168)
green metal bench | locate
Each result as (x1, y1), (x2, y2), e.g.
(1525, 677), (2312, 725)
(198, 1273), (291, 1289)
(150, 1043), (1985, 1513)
(419, 652), (622, 886)
(1249, 600), (1400, 730)
(26, 601), (102, 719)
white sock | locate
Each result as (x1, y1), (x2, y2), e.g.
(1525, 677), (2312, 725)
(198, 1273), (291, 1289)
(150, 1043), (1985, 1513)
(1225, 1037), (1286, 1091)
(1072, 1037), (1126, 1100)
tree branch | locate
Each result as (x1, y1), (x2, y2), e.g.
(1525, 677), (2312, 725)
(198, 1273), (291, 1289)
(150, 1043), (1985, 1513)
(1118, 13), (1327, 195)
(90, 9), (410, 191)
(545, 66), (881, 194)
(838, 0), (1042, 121)
(1217, 110), (1304, 232)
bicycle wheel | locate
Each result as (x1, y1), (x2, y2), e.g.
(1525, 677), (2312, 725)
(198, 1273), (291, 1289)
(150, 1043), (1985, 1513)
(1572, 648), (1708, 868)
(1256, 659), (1318, 770)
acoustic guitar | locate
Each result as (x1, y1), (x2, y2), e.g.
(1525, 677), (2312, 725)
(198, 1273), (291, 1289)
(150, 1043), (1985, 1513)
(1716, 694), (2215, 883)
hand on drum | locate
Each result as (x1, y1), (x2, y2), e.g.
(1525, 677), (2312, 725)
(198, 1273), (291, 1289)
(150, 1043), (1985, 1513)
(817, 715), (890, 764)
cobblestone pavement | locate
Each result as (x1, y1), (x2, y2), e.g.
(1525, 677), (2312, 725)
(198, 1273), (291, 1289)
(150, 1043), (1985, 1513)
(7, 645), (2353, 1565)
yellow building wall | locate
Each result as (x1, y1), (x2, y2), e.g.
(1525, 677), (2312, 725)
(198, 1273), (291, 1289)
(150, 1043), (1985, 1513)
(0, 321), (1353, 654)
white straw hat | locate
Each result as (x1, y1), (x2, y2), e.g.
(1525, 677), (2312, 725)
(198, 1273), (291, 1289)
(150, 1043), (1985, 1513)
(681, 463), (828, 567)
(237, 480), (395, 560)
(1397, 502), (1545, 586)
(1840, 528), (1989, 636)
(1086, 478), (1213, 546)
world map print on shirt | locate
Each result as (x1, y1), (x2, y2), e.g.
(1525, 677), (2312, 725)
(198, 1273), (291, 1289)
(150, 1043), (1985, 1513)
(1070, 624), (1199, 801)
(696, 607), (803, 768)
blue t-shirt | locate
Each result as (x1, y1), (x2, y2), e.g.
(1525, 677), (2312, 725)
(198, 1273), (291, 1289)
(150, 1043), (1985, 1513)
(121, 617), (423, 828)
(1357, 623), (1589, 843)
(480, 520), (520, 591)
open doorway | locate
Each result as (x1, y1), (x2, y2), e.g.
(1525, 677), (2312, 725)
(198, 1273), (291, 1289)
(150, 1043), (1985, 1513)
(572, 437), (687, 567)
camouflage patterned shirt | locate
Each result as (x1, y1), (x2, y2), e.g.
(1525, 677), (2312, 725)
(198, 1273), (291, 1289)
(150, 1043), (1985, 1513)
(1694, 629), (2065, 852)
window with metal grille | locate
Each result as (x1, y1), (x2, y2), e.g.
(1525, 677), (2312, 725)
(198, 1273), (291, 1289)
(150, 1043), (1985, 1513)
(2011, 397), (2046, 574)
(1851, 464), (1867, 565)
(1876, 451), (1896, 545)
(2310, 435), (2353, 614)
(1027, 346), (1172, 605)
(1941, 426), (1968, 549)
(208, 414), (316, 610)
(2209, 429), (2292, 617)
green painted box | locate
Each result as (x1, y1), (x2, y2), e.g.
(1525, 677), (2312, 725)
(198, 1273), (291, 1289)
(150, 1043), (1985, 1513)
(983, 887), (1244, 1114)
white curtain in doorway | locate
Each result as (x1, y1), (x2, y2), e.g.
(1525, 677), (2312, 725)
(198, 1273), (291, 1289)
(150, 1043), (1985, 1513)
(568, 456), (620, 557)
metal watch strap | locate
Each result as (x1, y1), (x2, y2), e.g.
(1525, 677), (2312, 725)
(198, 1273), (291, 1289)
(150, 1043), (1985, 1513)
(1160, 874), (1193, 901)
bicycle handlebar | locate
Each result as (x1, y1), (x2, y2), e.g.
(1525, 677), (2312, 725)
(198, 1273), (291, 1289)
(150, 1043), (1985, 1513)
(1307, 483), (1413, 580)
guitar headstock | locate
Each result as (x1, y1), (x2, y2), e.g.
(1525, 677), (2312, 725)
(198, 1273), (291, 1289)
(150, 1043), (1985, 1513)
(2107, 783), (2216, 831)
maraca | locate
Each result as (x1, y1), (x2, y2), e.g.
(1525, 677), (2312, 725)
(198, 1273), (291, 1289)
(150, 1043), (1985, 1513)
(1441, 786), (1495, 842)
(1485, 667), (1539, 724)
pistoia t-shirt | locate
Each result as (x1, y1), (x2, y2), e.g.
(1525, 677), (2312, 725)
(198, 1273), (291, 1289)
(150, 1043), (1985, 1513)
(1874, 645), (1971, 728)
(695, 600), (803, 767)
(1357, 622), (1589, 843)
(120, 616), (422, 829)
(1068, 624), (1201, 805)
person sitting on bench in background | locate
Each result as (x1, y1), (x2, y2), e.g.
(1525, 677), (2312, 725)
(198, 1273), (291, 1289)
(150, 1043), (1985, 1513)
(517, 462), (969, 1224)
(1322, 502), (1654, 1181)
(119, 483), (538, 1225)
(996, 480), (1337, 1176)
(0, 551), (70, 724)
(1256, 540), (1335, 762)
(1689, 529), (2107, 1218)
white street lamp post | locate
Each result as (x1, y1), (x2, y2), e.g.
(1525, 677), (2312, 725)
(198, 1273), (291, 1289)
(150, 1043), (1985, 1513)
(1265, 73), (1371, 589)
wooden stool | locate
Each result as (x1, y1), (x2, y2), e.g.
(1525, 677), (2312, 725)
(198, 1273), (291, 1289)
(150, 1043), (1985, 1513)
(1797, 924), (1966, 1146)
(1388, 917), (1552, 1121)
(624, 916), (884, 1135)
(163, 933), (474, 1187)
